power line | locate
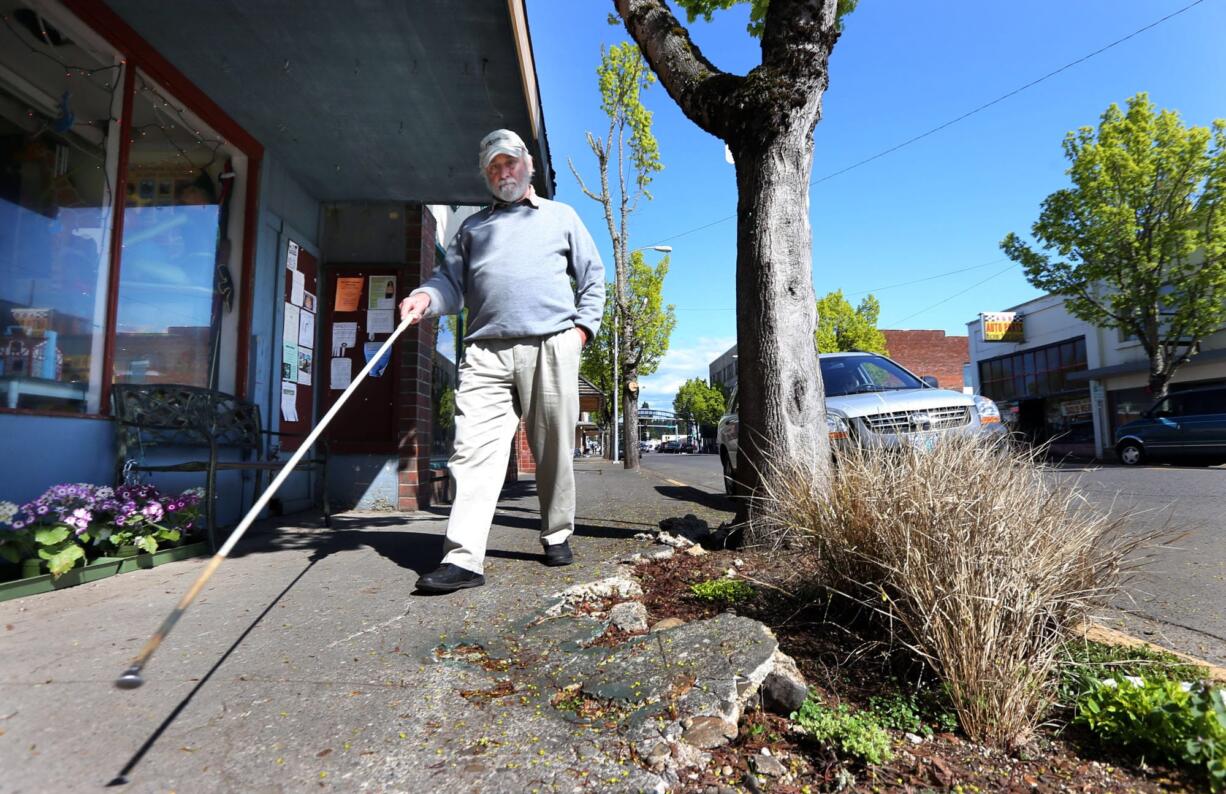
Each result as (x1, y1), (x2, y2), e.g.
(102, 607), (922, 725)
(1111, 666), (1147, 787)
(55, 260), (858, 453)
(645, 0), (1206, 248)
(843, 257), (1009, 296)
(668, 255), (1011, 311)
(884, 263), (1019, 326)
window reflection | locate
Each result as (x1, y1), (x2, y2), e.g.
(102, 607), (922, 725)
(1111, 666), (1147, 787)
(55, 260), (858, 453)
(113, 72), (228, 387)
(0, 10), (119, 413)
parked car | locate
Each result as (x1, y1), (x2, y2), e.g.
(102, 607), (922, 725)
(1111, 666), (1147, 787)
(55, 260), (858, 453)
(1113, 385), (1226, 466)
(658, 439), (681, 453)
(716, 351), (1005, 496)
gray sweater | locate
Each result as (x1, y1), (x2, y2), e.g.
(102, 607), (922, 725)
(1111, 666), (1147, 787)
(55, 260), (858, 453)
(412, 196), (605, 342)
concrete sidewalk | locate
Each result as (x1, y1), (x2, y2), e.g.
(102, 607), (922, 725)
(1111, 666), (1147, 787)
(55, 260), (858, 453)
(0, 459), (736, 792)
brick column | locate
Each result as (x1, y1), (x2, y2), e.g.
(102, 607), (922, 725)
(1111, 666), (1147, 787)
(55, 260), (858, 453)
(397, 204), (437, 511)
(515, 419), (536, 475)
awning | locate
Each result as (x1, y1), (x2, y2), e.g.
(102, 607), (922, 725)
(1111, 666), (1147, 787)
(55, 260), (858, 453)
(100, 0), (553, 203)
(1067, 346), (1226, 382)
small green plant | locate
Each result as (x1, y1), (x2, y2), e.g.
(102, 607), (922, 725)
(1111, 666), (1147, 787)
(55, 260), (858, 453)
(1059, 640), (1206, 700)
(688, 578), (754, 604)
(791, 697), (893, 765)
(868, 693), (924, 735)
(1076, 676), (1226, 790)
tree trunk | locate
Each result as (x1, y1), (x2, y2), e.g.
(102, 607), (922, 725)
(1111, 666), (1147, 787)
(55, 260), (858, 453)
(623, 366), (640, 468)
(1148, 345), (1171, 402)
(732, 128), (830, 530)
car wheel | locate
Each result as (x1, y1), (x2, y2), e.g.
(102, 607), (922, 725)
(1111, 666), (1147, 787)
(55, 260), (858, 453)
(721, 451), (737, 497)
(1117, 441), (1144, 466)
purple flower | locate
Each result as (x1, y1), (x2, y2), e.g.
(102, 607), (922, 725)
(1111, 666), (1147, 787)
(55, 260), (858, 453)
(115, 516), (126, 526)
(12, 520), (25, 529)
(142, 503), (163, 523)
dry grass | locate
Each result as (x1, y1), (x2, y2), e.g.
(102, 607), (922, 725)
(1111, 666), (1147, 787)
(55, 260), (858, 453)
(751, 433), (1163, 749)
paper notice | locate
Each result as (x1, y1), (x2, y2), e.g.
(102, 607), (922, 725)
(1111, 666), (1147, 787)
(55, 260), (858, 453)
(287, 240), (299, 271)
(302, 290), (317, 313)
(283, 303), (300, 346)
(368, 276), (396, 310)
(331, 321), (357, 355)
(366, 309), (394, 334)
(335, 278), (363, 312)
(291, 270), (305, 306)
(297, 348), (313, 386)
(281, 348), (297, 382)
(330, 356), (352, 390)
(281, 381), (298, 422)
(298, 309), (315, 349)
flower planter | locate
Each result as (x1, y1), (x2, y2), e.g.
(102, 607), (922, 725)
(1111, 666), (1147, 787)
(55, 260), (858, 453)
(113, 544), (141, 558)
(0, 541), (210, 603)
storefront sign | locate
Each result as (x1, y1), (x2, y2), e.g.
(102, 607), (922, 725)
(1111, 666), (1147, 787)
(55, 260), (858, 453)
(980, 312), (1024, 343)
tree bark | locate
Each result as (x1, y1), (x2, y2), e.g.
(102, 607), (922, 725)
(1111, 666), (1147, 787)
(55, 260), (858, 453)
(616, 0), (840, 534)
(730, 113), (830, 524)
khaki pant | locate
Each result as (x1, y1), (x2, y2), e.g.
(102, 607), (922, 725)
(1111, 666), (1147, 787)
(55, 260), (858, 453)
(441, 329), (582, 574)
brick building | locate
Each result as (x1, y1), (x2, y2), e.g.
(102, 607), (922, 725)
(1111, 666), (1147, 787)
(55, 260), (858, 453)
(881, 330), (969, 391)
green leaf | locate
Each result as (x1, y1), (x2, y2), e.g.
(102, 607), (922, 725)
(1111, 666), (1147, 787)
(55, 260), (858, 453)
(136, 535), (158, 554)
(45, 543), (84, 577)
(33, 525), (70, 545)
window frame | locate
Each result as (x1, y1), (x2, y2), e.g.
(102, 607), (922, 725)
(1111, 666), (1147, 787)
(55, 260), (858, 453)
(0, 0), (263, 419)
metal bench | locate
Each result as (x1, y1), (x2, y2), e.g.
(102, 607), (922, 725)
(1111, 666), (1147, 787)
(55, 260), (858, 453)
(111, 383), (329, 549)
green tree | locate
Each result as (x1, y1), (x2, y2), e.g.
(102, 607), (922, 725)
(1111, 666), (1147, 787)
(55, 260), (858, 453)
(614, 0), (857, 533)
(815, 290), (887, 354)
(571, 42), (669, 470)
(1003, 93), (1226, 402)
(673, 378), (727, 428)
(580, 251), (677, 429)
(436, 386), (455, 432)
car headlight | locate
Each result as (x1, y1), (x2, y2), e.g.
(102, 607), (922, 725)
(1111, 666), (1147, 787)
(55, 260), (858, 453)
(827, 413), (849, 440)
(973, 395), (1001, 424)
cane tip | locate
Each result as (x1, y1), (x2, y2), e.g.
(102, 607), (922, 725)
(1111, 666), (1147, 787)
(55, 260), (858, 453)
(106, 775), (130, 786)
(115, 667), (144, 690)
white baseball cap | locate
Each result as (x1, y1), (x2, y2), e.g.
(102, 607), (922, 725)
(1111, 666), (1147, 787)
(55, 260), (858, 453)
(479, 129), (529, 169)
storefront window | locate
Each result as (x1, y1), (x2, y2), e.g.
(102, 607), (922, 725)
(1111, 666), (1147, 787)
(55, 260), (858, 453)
(0, 12), (121, 412)
(112, 71), (238, 387)
(978, 336), (1088, 404)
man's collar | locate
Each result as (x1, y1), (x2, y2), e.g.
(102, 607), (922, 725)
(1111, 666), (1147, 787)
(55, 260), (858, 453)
(492, 185), (541, 210)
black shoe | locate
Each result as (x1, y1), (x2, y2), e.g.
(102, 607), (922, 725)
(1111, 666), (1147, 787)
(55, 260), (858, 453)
(542, 540), (574, 567)
(416, 563), (485, 593)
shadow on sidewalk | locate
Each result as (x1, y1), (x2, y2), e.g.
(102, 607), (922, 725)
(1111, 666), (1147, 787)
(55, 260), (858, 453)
(654, 485), (737, 514)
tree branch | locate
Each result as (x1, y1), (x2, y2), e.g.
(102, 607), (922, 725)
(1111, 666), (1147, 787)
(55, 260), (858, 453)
(567, 157), (603, 203)
(614, 0), (741, 138)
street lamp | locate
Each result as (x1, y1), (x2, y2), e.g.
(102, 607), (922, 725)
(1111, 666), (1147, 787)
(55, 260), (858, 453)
(613, 244), (672, 462)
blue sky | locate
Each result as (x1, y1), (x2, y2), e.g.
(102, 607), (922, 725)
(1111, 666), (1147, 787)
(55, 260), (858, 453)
(523, 0), (1226, 410)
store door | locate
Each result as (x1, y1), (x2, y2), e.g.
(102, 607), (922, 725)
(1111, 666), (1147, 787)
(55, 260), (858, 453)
(1017, 398), (1046, 445)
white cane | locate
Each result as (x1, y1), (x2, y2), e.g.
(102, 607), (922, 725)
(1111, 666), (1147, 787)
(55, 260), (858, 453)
(116, 312), (420, 689)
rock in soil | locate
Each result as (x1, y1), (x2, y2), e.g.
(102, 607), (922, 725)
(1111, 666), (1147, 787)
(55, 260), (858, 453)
(650, 617), (686, 632)
(609, 601), (648, 633)
(750, 754), (787, 777)
(682, 715), (739, 749)
(760, 650), (808, 716)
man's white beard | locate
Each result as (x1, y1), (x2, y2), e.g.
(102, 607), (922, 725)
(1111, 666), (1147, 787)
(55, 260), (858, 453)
(491, 174), (529, 203)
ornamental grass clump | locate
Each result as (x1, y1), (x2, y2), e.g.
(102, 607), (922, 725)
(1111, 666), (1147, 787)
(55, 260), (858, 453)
(753, 433), (1159, 749)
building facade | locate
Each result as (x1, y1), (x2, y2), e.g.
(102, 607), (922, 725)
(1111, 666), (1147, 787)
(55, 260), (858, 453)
(0, 0), (551, 519)
(967, 295), (1226, 459)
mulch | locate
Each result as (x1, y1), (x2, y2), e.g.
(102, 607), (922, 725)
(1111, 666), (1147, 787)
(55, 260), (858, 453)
(626, 546), (1203, 793)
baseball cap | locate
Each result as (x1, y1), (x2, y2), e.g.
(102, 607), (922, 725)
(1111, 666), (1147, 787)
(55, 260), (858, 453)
(479, 129), (528, 169)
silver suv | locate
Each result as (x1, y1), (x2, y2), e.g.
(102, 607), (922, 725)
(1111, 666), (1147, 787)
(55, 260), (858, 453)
(716, 351), (1004, 496)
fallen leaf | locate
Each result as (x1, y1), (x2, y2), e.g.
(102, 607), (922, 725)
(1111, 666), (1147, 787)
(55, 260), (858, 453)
(317, 749), (332, 758)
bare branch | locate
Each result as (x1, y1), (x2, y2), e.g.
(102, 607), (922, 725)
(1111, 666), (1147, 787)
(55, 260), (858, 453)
(567, 157), (603, 204)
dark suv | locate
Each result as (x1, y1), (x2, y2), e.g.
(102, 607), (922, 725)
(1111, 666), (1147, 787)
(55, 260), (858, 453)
(1114, 385), (1226, 465)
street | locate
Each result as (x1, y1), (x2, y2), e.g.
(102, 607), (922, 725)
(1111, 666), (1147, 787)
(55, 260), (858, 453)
(636, 452), (1226, 667)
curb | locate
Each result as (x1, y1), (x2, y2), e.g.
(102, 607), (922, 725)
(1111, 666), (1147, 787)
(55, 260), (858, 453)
(1080, 622), (1226, 684)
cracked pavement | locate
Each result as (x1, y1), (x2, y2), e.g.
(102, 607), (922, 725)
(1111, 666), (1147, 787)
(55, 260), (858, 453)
(0, 459), (739, 792)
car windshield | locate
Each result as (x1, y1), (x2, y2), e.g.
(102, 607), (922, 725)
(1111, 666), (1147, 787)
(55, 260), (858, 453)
(819, 355), (924, 396)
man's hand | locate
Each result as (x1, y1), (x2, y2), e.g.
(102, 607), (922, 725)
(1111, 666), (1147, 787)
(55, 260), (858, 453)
(573, 326), (589, 347)
(399, 293), (431, 325)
